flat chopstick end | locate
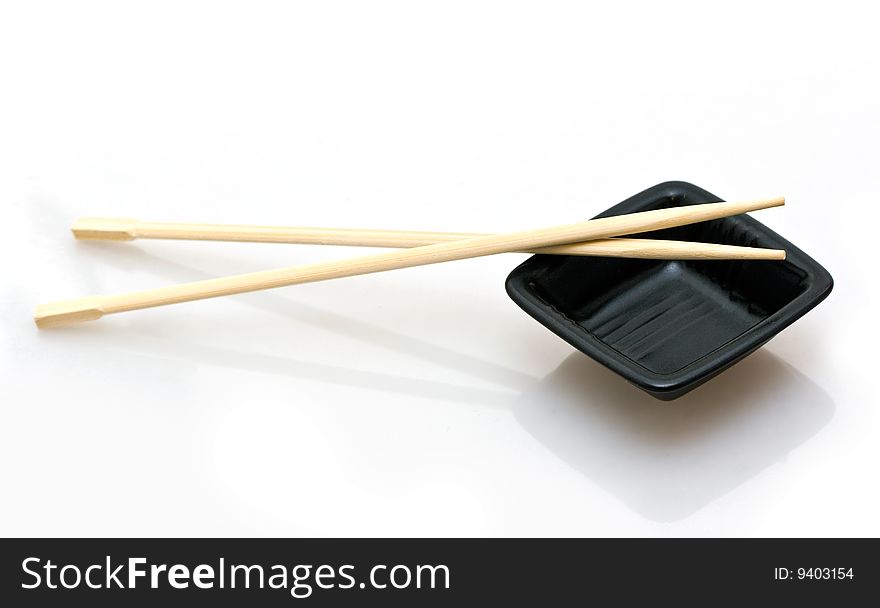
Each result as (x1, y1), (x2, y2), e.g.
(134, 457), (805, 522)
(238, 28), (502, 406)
(34, 297), (106, 329)
(71, 217), (138, 241)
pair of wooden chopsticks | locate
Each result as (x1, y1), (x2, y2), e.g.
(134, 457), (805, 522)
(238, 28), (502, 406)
(34, 198), (785, 328)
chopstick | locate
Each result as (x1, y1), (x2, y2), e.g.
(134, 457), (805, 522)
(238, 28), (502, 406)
(35, 197), (784, 328)
(70, 218), (786, 260)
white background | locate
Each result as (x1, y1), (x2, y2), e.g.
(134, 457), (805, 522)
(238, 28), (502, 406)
(1, 1), (878, 536)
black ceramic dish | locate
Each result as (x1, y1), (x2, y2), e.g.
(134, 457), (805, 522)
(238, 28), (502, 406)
(505, 181), (833, 400)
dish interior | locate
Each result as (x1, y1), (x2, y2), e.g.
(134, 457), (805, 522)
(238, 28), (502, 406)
(528, 216), (810, 375)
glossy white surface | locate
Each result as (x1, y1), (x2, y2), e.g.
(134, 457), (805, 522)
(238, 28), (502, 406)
(2, 1), (877, 536)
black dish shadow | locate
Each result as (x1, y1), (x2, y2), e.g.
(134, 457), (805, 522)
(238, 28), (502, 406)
(512, 350), (834, 521)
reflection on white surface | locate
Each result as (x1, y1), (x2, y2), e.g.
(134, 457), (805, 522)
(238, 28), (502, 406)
(514, 352), (835, 521)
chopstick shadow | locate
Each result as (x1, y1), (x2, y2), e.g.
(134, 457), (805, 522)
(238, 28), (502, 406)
(511, 349), (835, 522)
(44, 324), (518, 408)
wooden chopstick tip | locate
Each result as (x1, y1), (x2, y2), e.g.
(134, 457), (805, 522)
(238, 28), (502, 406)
(71, 217), (138, 241)
(734, 195), (784, 211)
